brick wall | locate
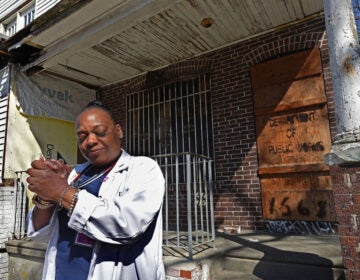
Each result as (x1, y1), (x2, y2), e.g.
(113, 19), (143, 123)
(330, 166), (360, 279)
(98, 14), (335, 232)
(0, 187), (14, 280)
(208, 15), (336, 232)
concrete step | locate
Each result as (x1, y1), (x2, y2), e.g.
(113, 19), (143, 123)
(212, 256), (345, 280)
(164, 233), (345, 280)
(212, 270), (261, 280)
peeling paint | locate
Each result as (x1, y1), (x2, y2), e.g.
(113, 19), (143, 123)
(16, 0), (325, 87)
(343, 55), (355, 75)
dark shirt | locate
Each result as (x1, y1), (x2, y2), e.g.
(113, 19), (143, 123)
(55, 165), (110, 280)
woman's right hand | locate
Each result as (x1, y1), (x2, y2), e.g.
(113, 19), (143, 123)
(27, 158), (71, 202)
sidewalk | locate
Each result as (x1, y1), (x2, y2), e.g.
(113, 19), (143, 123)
(164, 232), (345, 279)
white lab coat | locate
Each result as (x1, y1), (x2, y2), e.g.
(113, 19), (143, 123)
(27, 150), (166, 280)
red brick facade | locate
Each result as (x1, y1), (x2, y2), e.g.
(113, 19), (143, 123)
(330, 165), (360, 279)
(98, 14), (338, 232)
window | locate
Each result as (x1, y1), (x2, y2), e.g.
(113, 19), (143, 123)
(128, 73), (215, 241)
(127, 74), (213, 158)
(5, 19), (16, 36)
(22, 5), (35, 26)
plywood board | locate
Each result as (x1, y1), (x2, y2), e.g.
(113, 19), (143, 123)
(261, 173), (336, 221)
(251, 49), (322, 89)
(253, 76), (327, 115)
(251, 48), (335, 222)
(256, 105), (331, 174)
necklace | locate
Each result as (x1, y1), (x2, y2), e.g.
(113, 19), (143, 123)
(70, 161), (116, 189)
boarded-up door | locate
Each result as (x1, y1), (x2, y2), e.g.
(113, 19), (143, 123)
(251, 49), (336, 221)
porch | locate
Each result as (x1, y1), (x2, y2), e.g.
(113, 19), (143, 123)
(6, 231), (344, 280)
(7, 153), (345, 279)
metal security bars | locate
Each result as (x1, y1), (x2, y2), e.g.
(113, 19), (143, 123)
(155, 153), (215, 259)
(11, 154), (216, 258)
(127, 74), (213, 158)
(12, 171), (28, 239)
(127, 74), (215, 258)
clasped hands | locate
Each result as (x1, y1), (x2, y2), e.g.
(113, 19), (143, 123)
(27, 157), (72, 203)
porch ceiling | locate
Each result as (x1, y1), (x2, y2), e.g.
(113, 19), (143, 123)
(8, 0), (324, 88)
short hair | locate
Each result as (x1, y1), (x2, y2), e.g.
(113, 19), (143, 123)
(80, 100), (117, 124)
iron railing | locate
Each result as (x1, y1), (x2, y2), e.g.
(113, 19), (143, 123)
(11, 152), (215, 259)
(155, 152), (215, 259)
(11, 171), (28, 240)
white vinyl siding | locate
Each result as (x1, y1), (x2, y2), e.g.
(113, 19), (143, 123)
(0, 96), (8, 181)
(5, 19), (16, 36)
(35, 0), (60, 17)
(0, 0), (26, 19)
(0, 1), (36, 36)
(22, 5), (35, 26)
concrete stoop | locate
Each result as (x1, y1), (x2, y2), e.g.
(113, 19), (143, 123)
(212, 256), (345, 280)
(5, 232), (345, 280)
(164, 232), (345, 280)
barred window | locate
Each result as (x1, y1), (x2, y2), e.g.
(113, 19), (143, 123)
(127, 73), (213, 158)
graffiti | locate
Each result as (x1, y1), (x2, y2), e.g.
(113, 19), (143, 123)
(266, 220), (337, 235)
(317, 201), (327, 218)
(270, 197), (291, 216)
(286, 127), (296, 138)
(296, 141), (324, 152)
(268, 111), (315, 128)
(46, 144), (55, 160)
(267, 141), (324, 155)
(268, 144), (293, 154)
(269, 197), (327, 218)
